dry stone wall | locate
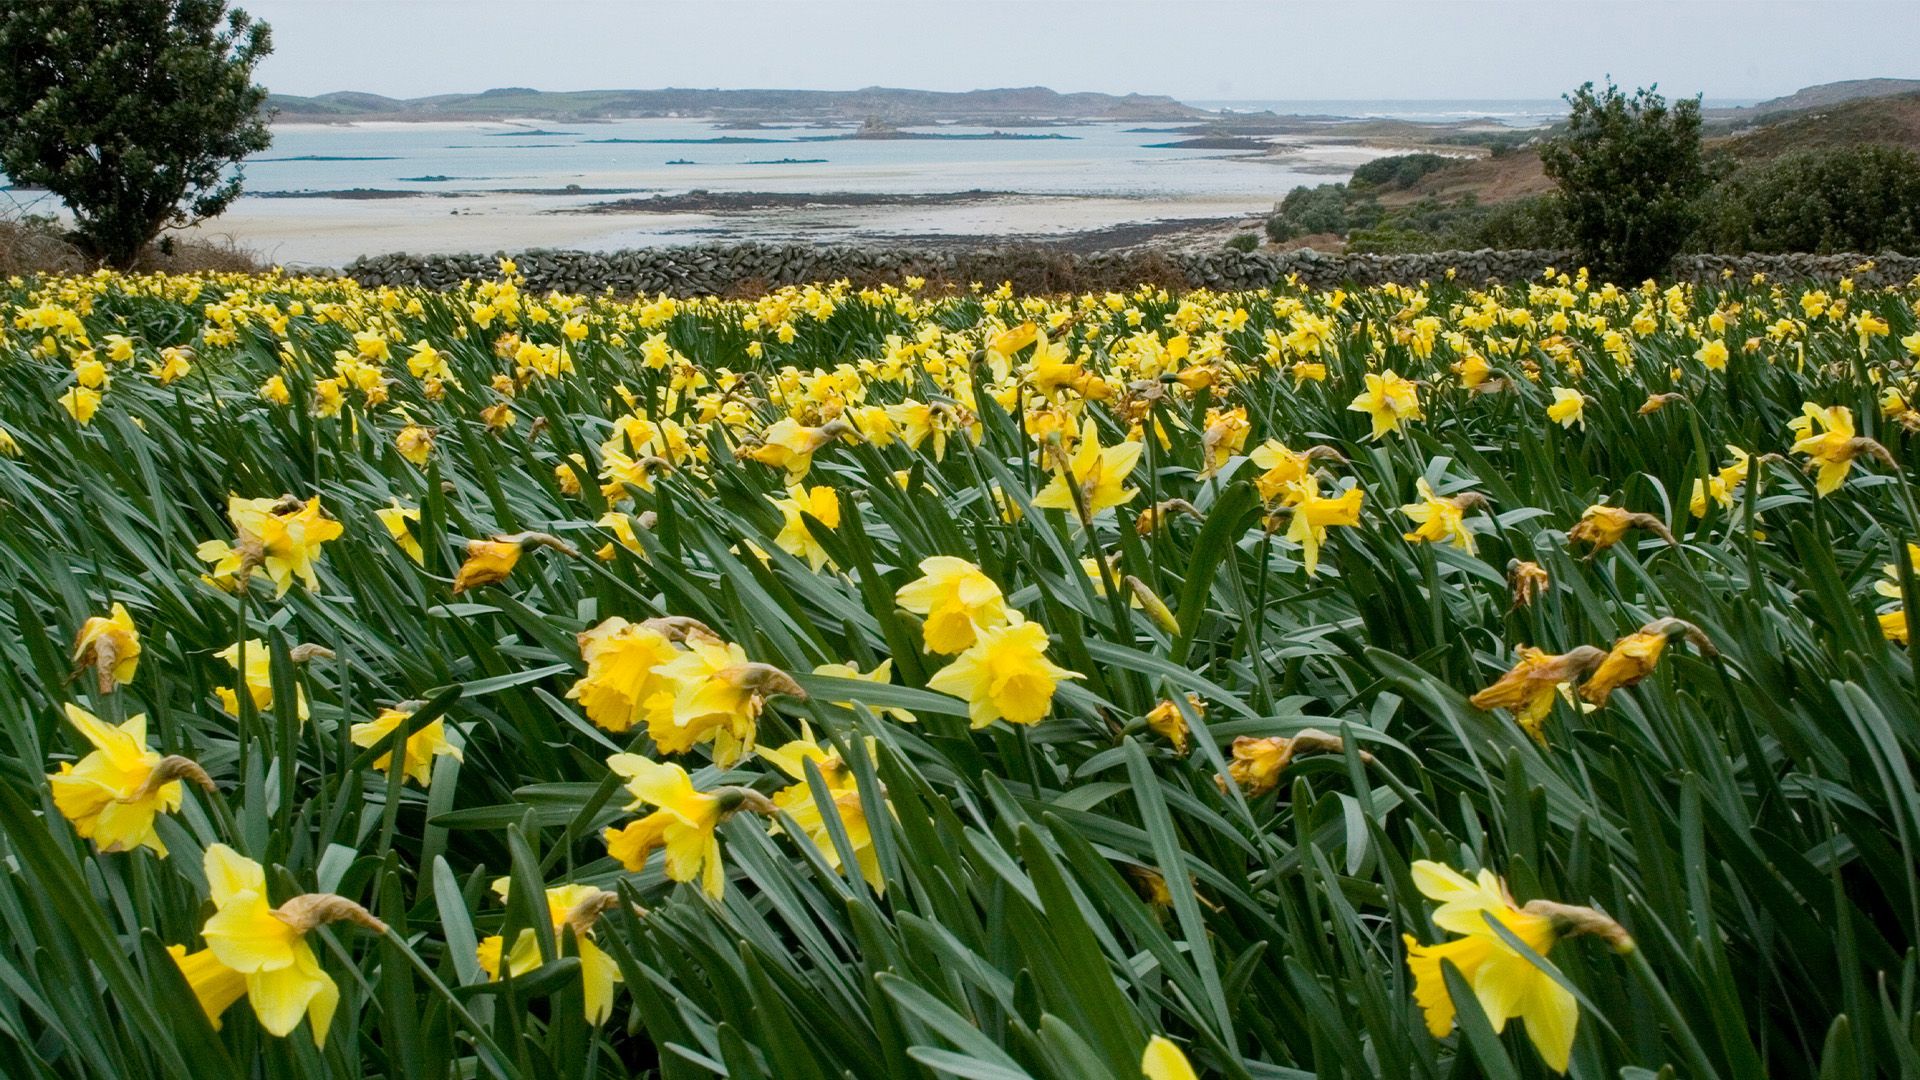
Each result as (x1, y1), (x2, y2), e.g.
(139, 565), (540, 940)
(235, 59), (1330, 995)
(342, 244), (1920, 296)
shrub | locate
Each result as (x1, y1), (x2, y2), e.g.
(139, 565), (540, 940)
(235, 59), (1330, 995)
(1540, 80), (1707, 282)
(0, 0), (274, 268)
(1694, 145), (1920, 254)
(1349, 153), (1458, 192)
(1266, 183), (1375, 242)
(1224, 232), (1260, 253)
(1466, 194), (1571, 250)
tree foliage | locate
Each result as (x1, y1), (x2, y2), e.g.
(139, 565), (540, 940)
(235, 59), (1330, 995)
(1695, 145), (1920, 255)
(1539, 80), (1706, 281)
(0, 0), (272, 268)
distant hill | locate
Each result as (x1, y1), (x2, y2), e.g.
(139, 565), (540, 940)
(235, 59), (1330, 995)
(1733, 78), (1920, 117)
(1714, 90), (1920, 161)
(1380, 82), (1920, 209)
(264, 85), (1207, 124)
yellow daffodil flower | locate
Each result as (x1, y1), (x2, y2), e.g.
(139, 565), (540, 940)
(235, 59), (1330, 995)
(760, 725), (887, 892)
(895, 556), (1010, 654)
(651, 641), (803, 764)
(926, 614), (1080, 728)
(1348, 369), (1422, 439)
(476, 880), (623, 1024)
(1283, 480), (1364, 576)
(604, 754), (769, 898)
(1032, 418), (1143, 519)
(1399, 479), (1482, 553)
(47, 703), (209, 855)
(770, 484), (841, 571)
(568, 616), (682, 733)
(191, 844), (384, 1044)
(1404, 860), (1632, 1074)
(72, 602), (140, 693)
(1470, 646), (1606, 743)
(375, 503), (423, 564)
(1142, 1035), (1199, 1080)
(349, 704), (461, 786)
(1789, 402), (1886, 496)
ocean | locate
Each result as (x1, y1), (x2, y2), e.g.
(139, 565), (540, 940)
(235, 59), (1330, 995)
(17, 101), (1613, 264)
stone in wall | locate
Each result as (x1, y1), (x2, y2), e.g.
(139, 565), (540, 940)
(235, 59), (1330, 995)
(343, 245), (1920, 296)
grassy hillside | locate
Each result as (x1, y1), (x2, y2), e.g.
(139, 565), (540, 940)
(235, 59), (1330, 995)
(1713, 90), (1920, 162)
(1377, 90), (1920, 211)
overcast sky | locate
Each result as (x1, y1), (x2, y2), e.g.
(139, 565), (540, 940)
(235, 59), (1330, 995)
(243, 1), (1919, 104)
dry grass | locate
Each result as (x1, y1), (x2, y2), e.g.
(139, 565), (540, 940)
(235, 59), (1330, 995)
(0, 214), (267, 276)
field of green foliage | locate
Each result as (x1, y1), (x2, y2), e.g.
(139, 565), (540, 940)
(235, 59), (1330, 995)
(0, 262), (1917, 1078)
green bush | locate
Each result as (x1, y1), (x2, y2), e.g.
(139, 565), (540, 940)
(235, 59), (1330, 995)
(1265, 183), (1377, 242)
(1224, 232), (1260, 253)
(1540, 81), (1707, 281)
(1694, 145), (1920, 254)
(1466, 194), (1571, 250)
(1349, 153), (1458, 192)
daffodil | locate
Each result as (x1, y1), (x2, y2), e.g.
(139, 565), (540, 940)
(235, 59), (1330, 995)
(452, 531), (576, 593)
(1144, 695), (1201, 753)
(895, 556), (1009, 654)
(453, 538), (521, 592)
(1283, 479), (1364, 576)
(1469, 646), (1606, 743)
(603, 754), (770, 899)
(47, 703), (209, 855)
(1031, 418), (1143, 519)
(770, 484), (841, 571)
(395, 424), (434, 466)
(736, 417), (851, 479)
(214, 638), (309, 719)
(560, 618), (678, 733)
(1403, 860), (1632, 1074)
(1199, 406), (1249, 477)
(1689, 446), (1753, 516)
(376, 503), (424, 564)
(476, 880), (623, 1024)
(1508, 560), (1551, 609)
(1399, 479), (1483, 553)
(349, 704), (462, 786)
(650, 640), (804, 764)
(1348, 369), (1422, 439)
(1546, 387), (1586, 429)
(760, 725), (887, 892)
(1567, 504), (1673, 553)
(1142, 1035), (1198, 1080)
(811, 658), (916, 723)
(72, 602), (140, 693)
(196, 495), (343, 597)
(1248, 439), (1311, 503)
(60, 385), (101, 424)
(1219, 730), (1359, 796)
(1580, 618), (1712, 706)
(1789, 402), (1886, 496)
(927, 614), (1080, 728)
(191, 844), (384, 1044)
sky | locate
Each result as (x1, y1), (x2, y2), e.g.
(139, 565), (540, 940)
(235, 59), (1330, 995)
(243, 0), (1919, 105)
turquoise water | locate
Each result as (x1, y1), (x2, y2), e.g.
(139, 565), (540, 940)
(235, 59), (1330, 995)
(246, 117), (1332, 200)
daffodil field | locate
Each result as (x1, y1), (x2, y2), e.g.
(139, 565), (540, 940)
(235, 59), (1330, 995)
(2, 262), (1919, 1079)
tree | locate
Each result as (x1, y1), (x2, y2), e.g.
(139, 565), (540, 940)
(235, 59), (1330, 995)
(1540, 80), (1706, 282)
(0, 0), (272, 269)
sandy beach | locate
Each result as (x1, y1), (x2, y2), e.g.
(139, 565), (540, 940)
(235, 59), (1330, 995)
(176, 119), (1395, 266)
